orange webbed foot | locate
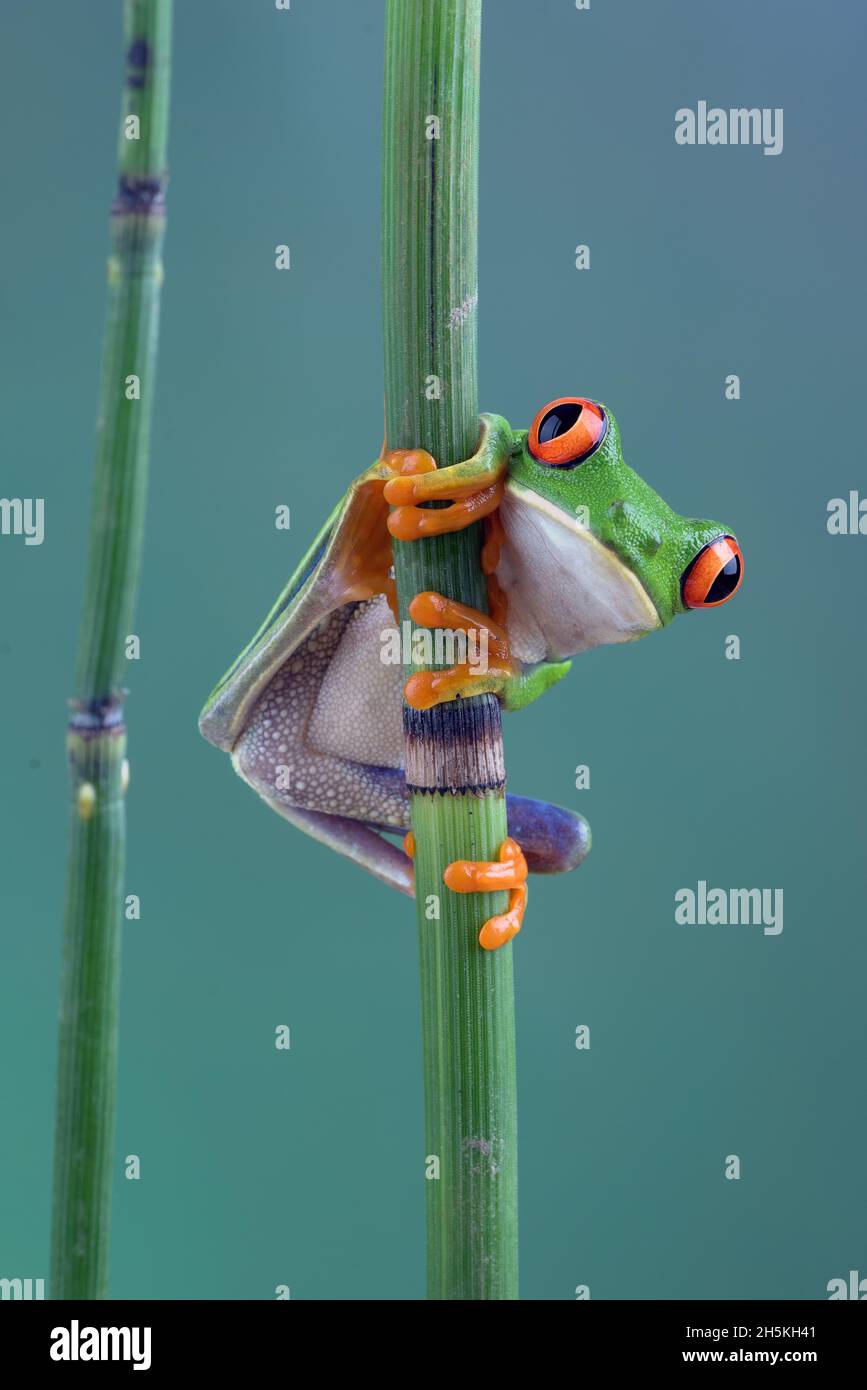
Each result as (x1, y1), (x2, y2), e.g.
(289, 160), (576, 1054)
(402, 591), (515, 711)
(387, 480), (505, 542)
(443, 838), (528, 950)
(381, 444), (507, 542)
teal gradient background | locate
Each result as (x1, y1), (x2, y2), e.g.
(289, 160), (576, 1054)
(2, 0), (865, 1299)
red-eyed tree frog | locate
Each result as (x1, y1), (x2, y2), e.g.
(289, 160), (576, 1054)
(200, 397), (743, 948)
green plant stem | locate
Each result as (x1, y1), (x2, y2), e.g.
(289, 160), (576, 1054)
(382, 0), (518, 1300)
(51, 0), (172, 1300)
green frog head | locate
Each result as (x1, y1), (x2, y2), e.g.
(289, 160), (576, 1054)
(497, 396), (743, 663)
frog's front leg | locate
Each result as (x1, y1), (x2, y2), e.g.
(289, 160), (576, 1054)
(381, 412), (515, 540)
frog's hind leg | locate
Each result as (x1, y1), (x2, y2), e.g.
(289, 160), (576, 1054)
(505, 794), (591, 874)
(230, 596), (413, 865)
(274, 803), (415, 897)
(230, 594), (590, 892)
(257, 787), (588, 903)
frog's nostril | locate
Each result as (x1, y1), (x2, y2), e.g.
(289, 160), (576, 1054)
(682, 535), (743, 608)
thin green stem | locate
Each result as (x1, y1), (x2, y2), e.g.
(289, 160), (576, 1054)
(51, 0), (172, 1300)
(382, 0), (518, 1299)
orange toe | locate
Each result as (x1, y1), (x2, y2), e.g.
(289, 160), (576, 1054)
(387, 480), (504, 542)
(443, 838), (528, 893)
(380, 448), (438, 485)
(479, 883), (528, 950)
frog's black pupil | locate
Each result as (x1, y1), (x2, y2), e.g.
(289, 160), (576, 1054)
(705, 553), (741, 603)
(538, 402), (583, 443)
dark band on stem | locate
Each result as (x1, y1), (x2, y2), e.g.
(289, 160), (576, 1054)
(68, 696), (126, 737)
(126, 38), (151, 89)
(403, 696), (506, 793)
(112, 174), (167, 217)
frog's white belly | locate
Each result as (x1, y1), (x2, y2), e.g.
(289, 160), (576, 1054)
(498, 480), (660, 664)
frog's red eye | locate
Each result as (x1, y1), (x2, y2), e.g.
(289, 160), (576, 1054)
(682, 535), (743, 608)
(528, 397), (607, 467)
